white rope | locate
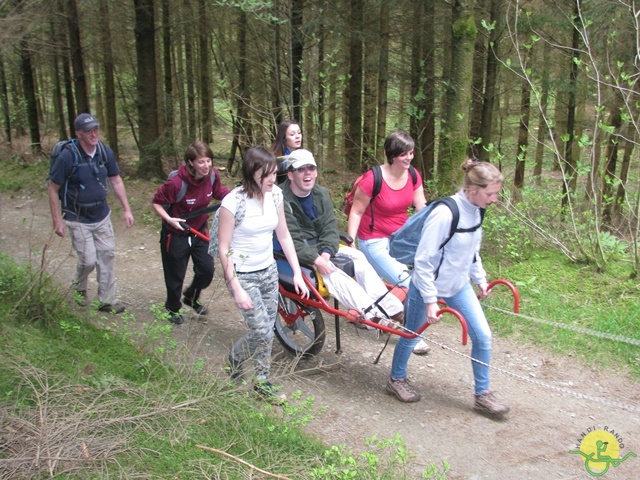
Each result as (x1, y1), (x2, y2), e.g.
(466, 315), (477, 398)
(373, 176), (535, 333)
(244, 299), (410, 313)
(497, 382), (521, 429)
(484, 305), (640, 346)
(398, 323), (640, 413)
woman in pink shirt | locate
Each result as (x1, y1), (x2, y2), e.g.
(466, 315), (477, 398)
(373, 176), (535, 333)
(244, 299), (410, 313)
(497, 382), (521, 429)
(347, 130), (430, 354)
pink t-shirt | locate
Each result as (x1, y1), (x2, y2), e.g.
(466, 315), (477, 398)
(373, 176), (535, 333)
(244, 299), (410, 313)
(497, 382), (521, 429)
(357, 168), (423, 240)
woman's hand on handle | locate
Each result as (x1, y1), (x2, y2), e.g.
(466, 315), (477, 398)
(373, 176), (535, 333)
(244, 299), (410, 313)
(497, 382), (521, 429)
(426, 302), (442, 325)
(476, 282), (490, 299)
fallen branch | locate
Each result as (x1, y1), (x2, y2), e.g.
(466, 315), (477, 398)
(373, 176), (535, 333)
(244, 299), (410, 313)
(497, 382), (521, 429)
(195, 445), (293, 480)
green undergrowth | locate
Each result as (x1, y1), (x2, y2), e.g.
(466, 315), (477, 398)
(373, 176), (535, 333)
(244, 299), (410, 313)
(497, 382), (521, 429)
(483, 250), (640, 377)
(0, 255), (448, 479)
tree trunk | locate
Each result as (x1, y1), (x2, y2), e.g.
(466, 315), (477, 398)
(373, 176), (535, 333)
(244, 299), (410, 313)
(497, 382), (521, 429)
(419, 0), (436, 182)
(198, 0), (212, 143)
(469, 0), (486, 157)
(362, 7), (378, 166)
(66, 0), (89, 114)
(49, 15), (67, 140)
(514, 49), (532, 191)
(62, 48), (76, 134)
(0, 52), (12, 144)
(478, 0), (502, 162)
(291, 0), (304, 123)
(613, 124), (636, 219)
(375, 1), (389, 159)
(601, 92), (623, 224)
(561, 0), (581, 209)
(228, 9), (250, 171)
(184, 0), (196, 141)
(162, 0), (174, 152)
(533, 40), (550, 182)
(133, 0), (163, 179)
(439, 0), (477, 192)
(409, 0), (425, 168)
(20, 38), (40, 152)
(99, 0), (119, 158)
(345, 0), (364, 171)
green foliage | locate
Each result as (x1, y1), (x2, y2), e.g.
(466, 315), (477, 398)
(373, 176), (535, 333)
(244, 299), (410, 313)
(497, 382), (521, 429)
(0, 254), (445, 478)
(310, 435), (449, 479)
(483, 250), (640, 375)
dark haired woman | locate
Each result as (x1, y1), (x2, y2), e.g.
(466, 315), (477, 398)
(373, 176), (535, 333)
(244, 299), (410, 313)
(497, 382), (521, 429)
(216, 145), (308, 402)
(270, 119), (302, 183)
(386, 159), (509, 416)
(152, 141), (230, 325)
(347, 130), (429, 354)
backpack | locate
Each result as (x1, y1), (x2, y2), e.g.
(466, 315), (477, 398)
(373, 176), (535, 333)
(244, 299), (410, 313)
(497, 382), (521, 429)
(208, 188), (281, 259)
(163, 169), (217, 214)
(344, 165), (418, 232)
(388, 196), (485, 266)
(48, 139), (108, 208)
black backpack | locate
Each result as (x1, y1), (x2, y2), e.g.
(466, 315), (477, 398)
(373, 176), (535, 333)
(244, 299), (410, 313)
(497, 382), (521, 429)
(48, 139), (107, 208)
(344, 164), (418, 232)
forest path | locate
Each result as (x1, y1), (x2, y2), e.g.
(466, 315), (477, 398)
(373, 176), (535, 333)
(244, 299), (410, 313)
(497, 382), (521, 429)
(1, 189), (639, 479)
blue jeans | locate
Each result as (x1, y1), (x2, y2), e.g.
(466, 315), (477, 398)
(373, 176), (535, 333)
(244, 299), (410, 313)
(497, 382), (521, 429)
(390, 281), (492, 395)
(358, 237), (411, 288)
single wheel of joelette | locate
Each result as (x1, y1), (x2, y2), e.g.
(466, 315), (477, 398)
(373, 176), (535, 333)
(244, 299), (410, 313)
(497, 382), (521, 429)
(274, 296), (325, 356)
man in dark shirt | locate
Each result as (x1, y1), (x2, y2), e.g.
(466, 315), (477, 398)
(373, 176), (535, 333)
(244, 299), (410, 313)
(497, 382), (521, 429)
(281, 149), (405, 327)
(48, 113), (134, 313)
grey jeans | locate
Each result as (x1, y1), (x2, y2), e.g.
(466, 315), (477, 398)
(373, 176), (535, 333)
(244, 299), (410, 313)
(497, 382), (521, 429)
(228, 261), (279, 381)
(65, 213), (117, 304)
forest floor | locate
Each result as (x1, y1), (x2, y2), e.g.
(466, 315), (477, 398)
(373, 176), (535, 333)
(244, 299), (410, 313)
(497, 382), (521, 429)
(2, 175), (639, 479)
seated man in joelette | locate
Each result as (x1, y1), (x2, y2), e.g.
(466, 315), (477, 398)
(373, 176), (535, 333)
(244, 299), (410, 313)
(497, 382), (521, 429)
(281, 149), (404, 327)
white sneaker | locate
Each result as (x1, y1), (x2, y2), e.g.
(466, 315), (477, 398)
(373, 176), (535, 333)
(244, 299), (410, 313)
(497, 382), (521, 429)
(412, 339), (431, 355)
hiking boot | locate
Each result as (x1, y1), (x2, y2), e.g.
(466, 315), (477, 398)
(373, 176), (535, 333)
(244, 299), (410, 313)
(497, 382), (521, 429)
(254, 381), (287, 404)
(75, 290), (88, 307)
(182, 296), (208, 315)
(412, 339), (431, 356)
(386, 377), (421, 403)
(98, 302), (125, 314)
(474, 391), (510, 415)
(227, 354), (243, 381)
(167, 310), (184, 325)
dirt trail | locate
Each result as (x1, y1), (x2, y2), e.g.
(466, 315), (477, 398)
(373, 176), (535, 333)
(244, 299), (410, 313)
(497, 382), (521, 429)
(2, 190), (639, 480)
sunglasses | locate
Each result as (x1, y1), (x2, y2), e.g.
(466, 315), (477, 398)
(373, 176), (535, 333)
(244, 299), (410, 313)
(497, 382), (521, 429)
(293, 165), (317, 173)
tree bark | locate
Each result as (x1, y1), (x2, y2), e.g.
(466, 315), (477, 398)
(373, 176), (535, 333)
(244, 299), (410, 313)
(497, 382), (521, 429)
(439, 0), (477, 191)
(0, 52), (12, 144)
(134, 0), (163, 179)
(514, 47), (532, 191)
(198, 0), (212, 143)
(66, 0), (89, 114)
(345, 0), (364, 171)
(99, 0), (119, 159)
(291, 0), (304, 123)
(162, 0), (174, 151)
(20, 38), (40, 152)
(375, 1), (389, 159)
(533, 40), (550, 182)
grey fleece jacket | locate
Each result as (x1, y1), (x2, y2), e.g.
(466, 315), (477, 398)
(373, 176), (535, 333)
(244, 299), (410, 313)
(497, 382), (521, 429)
(412, 190), (487, 304)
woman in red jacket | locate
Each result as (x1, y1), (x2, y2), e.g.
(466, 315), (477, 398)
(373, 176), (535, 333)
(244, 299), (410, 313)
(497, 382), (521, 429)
(152, 141), (230, 324)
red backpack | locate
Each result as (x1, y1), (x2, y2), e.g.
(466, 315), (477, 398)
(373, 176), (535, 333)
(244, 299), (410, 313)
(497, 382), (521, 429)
(344, 165), (417, 232)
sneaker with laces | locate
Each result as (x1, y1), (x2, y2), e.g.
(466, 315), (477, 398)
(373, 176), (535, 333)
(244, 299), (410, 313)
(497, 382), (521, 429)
(373, 316), (402, 330)
(167, 310), (184, 325)
(386, 377), (421, 403)
(254, 381), (287, 404)
(412, 339), (431, 355)
(474, 391), (510, 415)
(183, 296), (209, 315)
(98, 302), (125, 314)
(75, 290), (88, 307)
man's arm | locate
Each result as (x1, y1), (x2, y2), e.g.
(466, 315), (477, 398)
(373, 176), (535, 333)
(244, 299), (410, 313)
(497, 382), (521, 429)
(48, 181), (65, 237)
(109, 175), (134, 227)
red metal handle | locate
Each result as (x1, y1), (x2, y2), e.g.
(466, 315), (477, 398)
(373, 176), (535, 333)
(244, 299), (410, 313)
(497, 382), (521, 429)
(486, 278), (520, 313)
